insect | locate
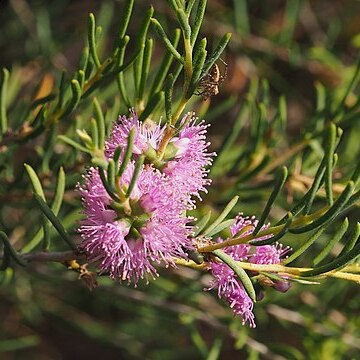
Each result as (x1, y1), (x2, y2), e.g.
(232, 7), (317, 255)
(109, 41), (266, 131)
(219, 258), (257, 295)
(197, 59), (228, 100)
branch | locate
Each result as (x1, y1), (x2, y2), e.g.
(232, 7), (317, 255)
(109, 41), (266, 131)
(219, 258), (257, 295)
(0, 250), (85, 264)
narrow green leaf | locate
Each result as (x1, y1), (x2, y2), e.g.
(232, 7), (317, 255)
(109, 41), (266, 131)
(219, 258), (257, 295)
(30, 94), (57, 110)
(165, 74), (174, 123)
(126, 155), (145, 198)
(283, 227), (326, 265)
(278, 95), (287, 131)
(291, 181), (355, 234)
(350, 161), (360, 186)
(150, 18), (183, 62)
(302, 238), (360, 277)
(203, 196), (239, 236)
(324, 123), (337, 205)
(138, 38), (153, 101)
(137, 6), (154, 49)
(61, 80), (82, 119)
(250, 212), (293, 246)
(88, 13), (101, 68)
(78, 46), (89, 72)
(117, 0), (134, 39)
(57, 70), (67, 109)
(150, 28), (181, 95)
(190, 0), (207, 45)
(58, 135), (92, 154)
(312, 217), (349, 266)
(33, 194), (77, 251)
(194, 211), (212, 236)
(0, 231), (27, 267)
(185, 0), (196, 14)
(116, 35), (131, 107)
(98, 167), (121, 202)
(24, 164), (46, 200)
(176, 9), (191, 39)
(253, 166), (288, 235)
(93, 98), (105, 149)
(206, 219), (234, 238)
(90, 118), (99, 149)
(0, 68), (9, 136)
(233, 0), (249, 35)
(201, 33), (232, 77)
(339, 222), (360, 255)
(118, 128), (135, 177)
(51, 167), (65, 215)
(113, 146), (122, 173)
(212, 249), (256, 302)
(315, 81), (326, 112)
(187, 38), (207, 98)
(302, 157), (326, 215)
(107, 159), (116, 190)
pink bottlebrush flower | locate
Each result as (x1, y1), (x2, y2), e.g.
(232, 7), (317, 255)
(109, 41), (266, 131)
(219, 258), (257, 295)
(106, 109), (165, 157)
(106, 111), (215, 200)
(205, 213), (289, 327)
(207, 262), (256, 327)
(163, 115), (215, 198)
(249, 243), (291, 265)
(78, 165), (193, 285)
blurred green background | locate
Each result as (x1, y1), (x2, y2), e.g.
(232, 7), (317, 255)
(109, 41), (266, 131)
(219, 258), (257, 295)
(1, 0), (360, 359)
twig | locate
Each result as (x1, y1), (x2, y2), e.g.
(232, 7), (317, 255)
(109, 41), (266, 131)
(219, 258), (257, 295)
(0, 250), (85, 263)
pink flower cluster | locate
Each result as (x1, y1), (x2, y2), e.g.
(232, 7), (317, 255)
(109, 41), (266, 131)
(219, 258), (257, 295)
(78, 110), (291, 327)
(206, 214), (290, 327)
(79, 111), (213, 285)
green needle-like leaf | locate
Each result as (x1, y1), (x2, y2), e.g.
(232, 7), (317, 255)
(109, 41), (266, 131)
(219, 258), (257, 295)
(118, 128), (135, 177)
(58, 135), (92, 154)
(117, 0), (134, 39)
(339, 222), (360, 256)
(312, 217), (349, 266)
(201, 33), (232, 76)
(93, 97), (105, 149)
(190, 0), (207, 46)
(194, 211), (212, 237)
(165, 74), (174, 123)
(250, 212), (293, 246)
(33, 194), (77, 251)
(126, 155), (145, 198)
(203, 196), (239, 237)
(253, 166), (288, 235)
(302, 237), (360, 277)
(24, 164), (46, 200)
(283, 227), (326, 265)
(0, 68), (9, 136)
(61, 80), (82, 119)
(0, 231), (27, 267)
(150, 18), (183, 62)
(138, 38), (153, 101)
(88, 13), (101, 68)
(291, 181), (355, 234)
(206, 219), (234, 238)
(212, 249), (256, 302)
(324, 123), (337, 205)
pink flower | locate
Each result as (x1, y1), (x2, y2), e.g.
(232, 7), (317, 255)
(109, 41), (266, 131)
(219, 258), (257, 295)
(163, 116), (215, 198)
(106, 111), (215, 200)
(106, 110), (164, 157)
(78, 165), (193, 285)
(208, 262), (256, 327)
(249, 243), (290, 265)
(205, 213), (290, 327)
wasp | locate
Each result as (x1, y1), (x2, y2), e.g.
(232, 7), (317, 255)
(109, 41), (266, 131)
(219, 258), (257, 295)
(197, 59), (228, 100)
